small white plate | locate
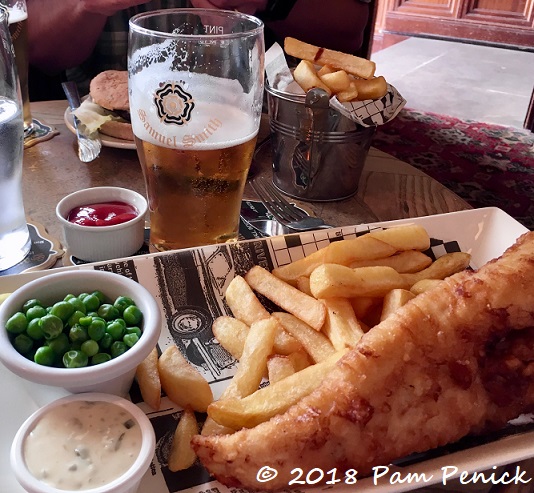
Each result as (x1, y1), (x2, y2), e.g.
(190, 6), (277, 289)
(63, 104), (136, 150)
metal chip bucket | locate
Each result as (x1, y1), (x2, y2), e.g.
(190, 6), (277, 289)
(266, 83), (376, 202)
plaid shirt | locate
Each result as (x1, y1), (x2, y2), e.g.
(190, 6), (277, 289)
(67, 0), (190, 93)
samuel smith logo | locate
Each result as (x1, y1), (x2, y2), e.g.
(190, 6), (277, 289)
(154, 81), (194, 126)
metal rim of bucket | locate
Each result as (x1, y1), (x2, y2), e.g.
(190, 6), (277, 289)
(266, 83), (307, 104)
(269, 119), (375, 143)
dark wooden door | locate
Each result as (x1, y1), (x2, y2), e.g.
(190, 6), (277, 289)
(380, 0), (534, 49)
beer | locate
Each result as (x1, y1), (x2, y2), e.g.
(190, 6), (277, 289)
(7, 5), (32, 136)
(128, 10), (264, 251)
(135, 133), (257, 250)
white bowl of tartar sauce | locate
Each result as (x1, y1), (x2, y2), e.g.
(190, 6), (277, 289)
(10, 392), (155, 493)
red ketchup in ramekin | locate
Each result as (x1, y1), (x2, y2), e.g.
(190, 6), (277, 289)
(67, 201), (138, 227)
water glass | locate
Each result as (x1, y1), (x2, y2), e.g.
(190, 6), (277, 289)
(128, 9), (264, 251)
(0, 6), (30, 271)
(1, 0), (32, 137)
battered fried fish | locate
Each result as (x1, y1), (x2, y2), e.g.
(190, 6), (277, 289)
(192, 232), (534, 491)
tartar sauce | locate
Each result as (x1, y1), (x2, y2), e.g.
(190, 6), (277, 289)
(23, 400), (142, 491)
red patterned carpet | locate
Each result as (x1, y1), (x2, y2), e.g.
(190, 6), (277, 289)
(371, 108), (534, 230)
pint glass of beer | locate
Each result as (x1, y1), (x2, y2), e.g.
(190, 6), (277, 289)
(1, 0), (32, 137)
(128, 9), (264, 251)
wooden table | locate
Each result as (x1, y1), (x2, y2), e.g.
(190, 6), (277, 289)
(25, 100), (470, 248)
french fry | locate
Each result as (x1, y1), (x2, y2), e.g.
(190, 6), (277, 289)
(410, 278), (443, 295)
(168, 407), (198, 472)
(158, 346), (213, 412)
(310, 264), (408, 299)
(285, 37), (376, 79)
(225, 275), (269, 325)
(287, 350), (313, 372)
(212, 316), (248, 360)
(320, 70), (352, 94)
(317, 64), (334, 76)
(272, 248), (328, 284)
(224, 318), (276, 399)
(368, 225), (431, 252)
(135, 347), (161, 410)
(335, 82), (359, 103)
(224, 277), (302, 355)
(323, 235), (397, 266)
(245, 266), (326, 331)
(273, 312), (335, 363)
(208, 350), (347, 430)
(296, 276), (312, 296)
(203, 318), (278, 437)
(322, 298), (365, 350)
(293, 60), (332, 95)
(201, 417), (234, 436)
(262, 235), (395, 285)
(349, 250), (433, 273)
(352, 76), (388, 101)
(267, 355), (296, 384)
(380, 289), (416, 321)
(350, 296), (381, 320)
(401, 252), (472, 286)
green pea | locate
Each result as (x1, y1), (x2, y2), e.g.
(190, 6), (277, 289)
(22, 299), (42, 312)
(50, 301), (76, 322)
(125, 326), (142, 338)
(77, 293), (90, 301)
(123, 305), (142, 326)
(5, 312), (28, 334)
(87, 319), (106, 341)
(81, 339), (99, 357)
(113, 296), (135, 314)
(68, 310), (86, 328)
(78, 316), (93, 326)
(106, 320), (125, 341)
(63, 294), (76, 302)
(26, 305), (47, 322)
(69, 325), (89, 344)
(13, 334), (33, 354)
(47, 333), (70, 357)
(63, 350), (88, 368)
(82, 294), (100, 312)
(91, 290), (106, 304)
(26, 318), (45, 341)
(123, 333), (139, 348)
(39, 314), (63, 340)
(67, 297), (86, 314)
(92, 353), (111, 365)
(110, 341), (127, 358)
(99, 332), (113, 349)
(97, 304), (120, 321)
(34, 346), (56, 366)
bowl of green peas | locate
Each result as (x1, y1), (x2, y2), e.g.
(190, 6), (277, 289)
(0, 270), (161, 396)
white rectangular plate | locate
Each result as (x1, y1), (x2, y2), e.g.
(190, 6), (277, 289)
(0, 207), (532, 493)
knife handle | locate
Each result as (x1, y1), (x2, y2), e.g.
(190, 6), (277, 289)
(62, 81), (82, 109)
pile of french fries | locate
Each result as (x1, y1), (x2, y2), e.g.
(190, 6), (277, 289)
(285, 37), (388, 102)
(135, 224), (471, 472)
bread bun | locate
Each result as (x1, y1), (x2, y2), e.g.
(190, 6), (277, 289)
(89, 70), (133, 141)
(90, 70), (129, 111)
(99, 120), (135, 141)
